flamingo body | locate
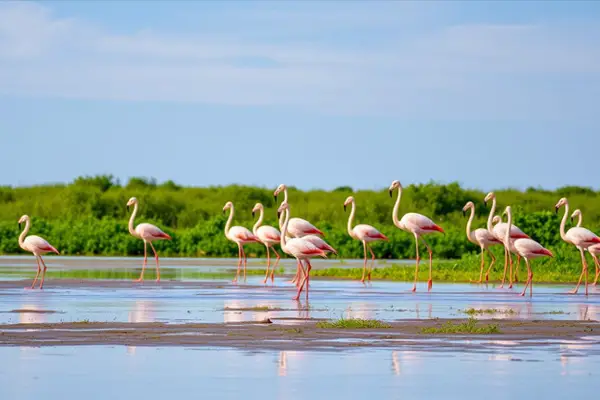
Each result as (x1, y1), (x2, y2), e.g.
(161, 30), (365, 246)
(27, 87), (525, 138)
(134, 223), (171, 241)
(286, 218), (323, 238)
(397, 213), (444, 236)
(227, 226), (259, 244)
(252, 203), (282, 284)
(21, 235), (60, 256)
(352, 224), (388, 243)
(255, 225), (281, 245)
(564, 227), (600, 249)
(301, 234), (337, 254)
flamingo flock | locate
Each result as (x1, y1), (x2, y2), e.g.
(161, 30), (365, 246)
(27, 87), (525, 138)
(14, 181), (600, 300)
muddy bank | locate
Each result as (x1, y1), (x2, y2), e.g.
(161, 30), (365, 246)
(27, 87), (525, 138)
(0, 319), (598, 351)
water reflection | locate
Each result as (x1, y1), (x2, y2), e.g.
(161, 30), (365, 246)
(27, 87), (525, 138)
(127, 300), (156, 355)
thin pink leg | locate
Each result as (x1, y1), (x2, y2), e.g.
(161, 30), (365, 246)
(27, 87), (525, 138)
(412, 233), (420, 292)
(484, 250), (496, 282)
(233, 244), (242, 283)
(592, 255), (599, 286)
(360, 241), (367, 283)
(38, 256), (48, 289)
(508, 253), (515, 289)
(474, 247), (485, 283)
(135, 241), (148, 282)
(271, 248), (281, 283)
(420, 236), (433, 292)
(242, 245), (248, 282)
(263, 245), (271, 284)
(570, 248), (587, 294)
(292, 260), (308, 301)
(305, 260), (312, 301)
(29, 256), (42, 289)
(514, 255), (521, 283)
(149, 242), (160, 282)
(499, 247), (508, 288)
(368, 245), (376, 281)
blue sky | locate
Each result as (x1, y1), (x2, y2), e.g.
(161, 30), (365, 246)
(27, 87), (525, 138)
(1, 1), (599, 191)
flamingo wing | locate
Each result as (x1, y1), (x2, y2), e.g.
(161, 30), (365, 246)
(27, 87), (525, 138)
(354, 224), (388, 241)
(229, 226), (259, 242)
(514, 238), (553, 258)
(137, 223), (171, 240)
(473, 228), (501, 245)
(302, 235), (337, 254)
(257, 226), (281, 242)
(289, 218), (323, 237)
(24, 235), (59, 254)
(493, 223), (528, 241)
(285, 238), (325, 258)
(566, 227), (600, 246)
(402, 213), (444, 233)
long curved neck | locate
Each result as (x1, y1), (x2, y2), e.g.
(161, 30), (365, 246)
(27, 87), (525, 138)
(486, 197), (497, 232)
(225, 205), (235, 237)
(280, 208), (290, 248)
(392, 187), (402, 228)
(278, 207), (285, 231)
(19, 219), (31, 247)
(465, 206), (475, 243)
(505, 209), (512, 244)
(576, 212), (582, 227)
(283, 188), (288, 203)
(128, 202), (139, 237)
(347, 201), (357, 238)
(253, 208), (264, 235)
(559, 202), (569, 241)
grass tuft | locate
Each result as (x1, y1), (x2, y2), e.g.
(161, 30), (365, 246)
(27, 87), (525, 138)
(316, 318), (391, 329)
(421, 317), (500, 334)
(462, 308), (517, 316)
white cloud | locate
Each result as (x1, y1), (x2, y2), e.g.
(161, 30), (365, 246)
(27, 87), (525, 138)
(0, 2), (599, 119)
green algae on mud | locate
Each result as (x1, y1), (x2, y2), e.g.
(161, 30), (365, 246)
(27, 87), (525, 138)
(316, 318), (392, 329)
(421, 318), (500, 334)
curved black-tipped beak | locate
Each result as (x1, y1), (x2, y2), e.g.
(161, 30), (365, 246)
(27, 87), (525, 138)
(223, 209), (226, 215)
(18, 222), (21, 229)
(388, 190), (392, 198)
(484, 200), (487, 207)
(554, 206), (558, 214)
(252, 211), (255, 218)
(344, 205), (346, 212)
(571, 216), (573, 223)
(274, 194), (278, 202)
(127, 205), (130, 212)
(277, 211), (281, 219)
(462, 210), (466, 217)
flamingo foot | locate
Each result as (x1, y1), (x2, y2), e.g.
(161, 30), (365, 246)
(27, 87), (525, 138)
(498, 284), (504, 289)
(134, 278), (143, 283)
(568, 288), (578, 295)
(270, 273), (275, 283)
(232, 278), (238, 284)
(262, 278), (268, 284)
(427, 279), (432, 292)
(519, 291), (526, 297)
(411, 286), (417, 293)
(508, 284), (513, 289)
(485, 274), (489, 282)
(155, 278), (160, 283)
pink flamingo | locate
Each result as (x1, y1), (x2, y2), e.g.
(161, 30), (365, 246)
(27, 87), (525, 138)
(18, 215), (59, 289)
(223, 201), (260, 283)
(462, 202), (502, 283)
(555, 197), (600, 295)
(127, 197), (172, 282)
(503, 206), (553, 297)
(344, 196), (388, 283)
(484, 192), (530, 288)
(277, 201), (327, 301)
(389, 180), (444, 292)
(252, 203), (281, 284)
(570, 209), (600, 287)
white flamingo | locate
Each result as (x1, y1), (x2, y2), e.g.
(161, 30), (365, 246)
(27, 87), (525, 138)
(18, 215), (59, 289)
(252, 203), (281, 284)
(344, 196), (388, 283)
(462, 201), (502, 283)
(223, 201), (260, 283)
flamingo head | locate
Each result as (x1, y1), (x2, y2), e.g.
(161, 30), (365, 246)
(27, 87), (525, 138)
(277, 201), (289, 219)
(251, 203), (263, 217)
(18, 215), (29, 227)
(462, 201), (474, 216)
(571, 209), (581, 224)
(223, 201), (233, 214)
(273, 184), (286, 201)
(343, 196), (354, 211)
(492, 215), (502, 225)
(502, 206), (511, 218)
(388, 180), (402, 197)
(483, 192), (495, 206)
(555, 197), (568, 213)
(126, 197), (138, 207)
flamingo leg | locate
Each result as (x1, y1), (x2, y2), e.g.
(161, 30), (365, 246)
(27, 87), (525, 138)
(508, 251), (515, 289)
(519, 258), (533, 297)
(263, 245), (271, 284)
(135, 241), (148, 282)
(292, 260), (309, 301)
(149, 241), (160, 282)
(271, 248), (281, 283)
(570, 248), (588, 295)
(242, 245), (248, 282)
(233, 243), (242, 283)
(500, 246), (508, 288)
(295, 260), (306, 287)
(592, 254), (600, 286)
(412, 233), (420, 292)
(360, 241), (368, 283)
(476, 247), (485, 283)
(30, 256), (42, 289)
(368, 245), (376, 281)
(305, 260), (312, 301)
(484, 249), (496, 282)
(420, 236), (433, 292)
(38, 256), (48, 289)
(513, 255), (521, 283)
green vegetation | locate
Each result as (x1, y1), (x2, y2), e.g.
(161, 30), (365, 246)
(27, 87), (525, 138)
(462, 308), (517, 316)
(316, 318), (392, 329)
(421, 318), (500, 334)
(1, 175), (599, 283)
(223, 306), (282, 311)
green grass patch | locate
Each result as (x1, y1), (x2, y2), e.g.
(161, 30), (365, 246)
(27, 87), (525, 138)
(316, 318), (392, 329)
(462, 308), (517, 316)
(421, 318), (500, 334)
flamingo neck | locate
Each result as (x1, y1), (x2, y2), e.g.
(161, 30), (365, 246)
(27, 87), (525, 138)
(392, 187), (402, 229)
(347, 201), (357, 238)
(465, 206), (475, 244)
(18, 219), (31, 248)
(559, 201), (569, 241)
(278, 206), (285, 231)
(280, 208), (290, 249)
(224, 205), (235, 237)
(505, 208), (513, 266)
(252, 208), (264, 236)
(576, 211), (582, 227)
(283, 188), (288, 203)
(486, 197), (496, 233)
(128, 202), (139, 238)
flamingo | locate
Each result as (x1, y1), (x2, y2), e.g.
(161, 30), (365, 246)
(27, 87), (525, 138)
(127, 197), (172, 282)
(484, 192), (530, 288)
(462, 201), (502, 283)
(503, 206), (553, 297)
(277, 201), (327, 301)
(18, 215), (59, 289)
(389, 180), (444, 292)
(344, 196), (388, 283)
(251, 203), (282, 284)
(570, 209), (600, 286)
(555, 197), (600, 295)
(223, 201), (260, 283)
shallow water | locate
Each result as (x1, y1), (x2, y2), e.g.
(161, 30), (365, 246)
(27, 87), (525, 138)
(0, 345), (598, 400)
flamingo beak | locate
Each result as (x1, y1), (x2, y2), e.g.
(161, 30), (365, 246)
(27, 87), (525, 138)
(388, 189), (392, 198)
(571, 216), (573, 223)
(344, 205), (346, 212)
(484, 200), (487, 207)
(277, 211), (281, 219)
(252, 211), (255, 218)
(127, 205), (130, 212)
(274, 193), (278, 202)
(462, 210), (466, 217)
(554, 206), (558, 214)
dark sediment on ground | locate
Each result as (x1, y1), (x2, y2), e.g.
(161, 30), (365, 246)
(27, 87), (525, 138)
(1, 319), (598, 351)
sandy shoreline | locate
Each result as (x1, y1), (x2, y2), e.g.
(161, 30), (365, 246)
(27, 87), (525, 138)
(0, 319), (598, 350)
